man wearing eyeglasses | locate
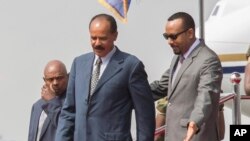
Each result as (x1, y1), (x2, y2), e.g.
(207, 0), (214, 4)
(28, 60), (68, 141)
(150, 12), (223, 141)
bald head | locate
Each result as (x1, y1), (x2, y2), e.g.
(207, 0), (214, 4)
(43, 60), (68, 96)
(44, 60), (67, 76)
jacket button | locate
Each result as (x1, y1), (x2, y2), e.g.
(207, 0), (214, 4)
(168, 102), (171, 106)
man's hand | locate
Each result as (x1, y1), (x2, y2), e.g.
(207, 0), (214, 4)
(41, 84), (56, 101)
(184, 121), (198, 141)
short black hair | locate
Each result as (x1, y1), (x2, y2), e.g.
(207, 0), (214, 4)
(89, 13), (117, 33)
(168, 12), (195, 31)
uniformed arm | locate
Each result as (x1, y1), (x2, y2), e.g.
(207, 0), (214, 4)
(150, 69), (170, 101)
(129, 61), (155, 141)
(154, 113), (166, 141)
(154, 97), (168, 141)
(244, 57), (250, 96)
(186, 56), (222, 140)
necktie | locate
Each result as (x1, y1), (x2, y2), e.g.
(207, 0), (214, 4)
(179, 55), (185, 64)
(90, 57), (102, 95)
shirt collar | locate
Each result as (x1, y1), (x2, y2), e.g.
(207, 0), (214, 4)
(183, 39), (200, 59)
(94, 46), (116, 64)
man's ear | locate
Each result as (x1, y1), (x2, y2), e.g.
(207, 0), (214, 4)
(113, 31), (118, 41)
(188, 28), (195, 39)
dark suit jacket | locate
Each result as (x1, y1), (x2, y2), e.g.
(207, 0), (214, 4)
(151, 41), (223, 141)
(55, 48), (155, 141)
(28, 93), (65, 141)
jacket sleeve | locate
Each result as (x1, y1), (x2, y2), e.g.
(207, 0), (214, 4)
(189, 56), (222, 129)
(55, 59), (76, 141)
(150, 69), (170, 101)
(129, 61), (155, 141)
(42, 97), (64, 128)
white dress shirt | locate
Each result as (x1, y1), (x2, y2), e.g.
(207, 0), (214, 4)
(92, 46), (117, 79)
(36, 110), (47, 141)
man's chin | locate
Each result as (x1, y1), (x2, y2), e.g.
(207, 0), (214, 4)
(94, 51), (107, 57)
(172, 48), (180, 55)
(55, 92), (62, 96)
(173, 51), (181, 55)
(53, 90), (60, 95)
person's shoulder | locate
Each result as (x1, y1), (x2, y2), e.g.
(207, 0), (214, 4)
(32, 98), (45, 108)
(73, 52), (93, 62)
(76, 52), (92, 59)
(117, 49), (141, 62)
(200, 45), (219, 58)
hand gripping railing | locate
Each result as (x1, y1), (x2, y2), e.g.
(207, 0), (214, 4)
(154, 72), (250, 136)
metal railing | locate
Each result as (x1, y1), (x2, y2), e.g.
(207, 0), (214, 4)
(154, 72), (250, 136)
(154, 124), (166, 136)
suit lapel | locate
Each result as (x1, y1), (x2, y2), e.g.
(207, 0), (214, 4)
(169, 56), (178, 92)
(171, 56), (192, 90)
(83, 54), (95, 100)
(33, 100), (46, 140)
(39, 116), (50, 140)
(92, 49), (123, 94)
(33, 105), (43, 140)
(169, 43), (204, 99)
(33, 118), (39, 140)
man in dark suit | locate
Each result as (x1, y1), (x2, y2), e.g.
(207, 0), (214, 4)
(55, 13), (155, 141)
(150, 12), (223, 141)
(28, 60), (68, 141)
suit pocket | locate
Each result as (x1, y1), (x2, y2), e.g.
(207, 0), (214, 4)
(180, 118), (189, 127)
(104, 132), (131, 141)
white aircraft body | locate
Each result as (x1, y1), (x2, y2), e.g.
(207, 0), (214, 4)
(197, 0), (250, 140)
(205, 0), (250, 92)
(203, 0), (250, 115)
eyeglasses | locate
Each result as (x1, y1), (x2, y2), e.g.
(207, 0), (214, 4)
(163, 28), (189, 40)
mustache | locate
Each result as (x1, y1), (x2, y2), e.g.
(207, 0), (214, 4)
(94, 45), (105, 50)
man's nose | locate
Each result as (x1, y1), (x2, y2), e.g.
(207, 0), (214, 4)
(95, 38), (102, 46)
(52, 78), (59, 85)
(168, 38), (174, 44)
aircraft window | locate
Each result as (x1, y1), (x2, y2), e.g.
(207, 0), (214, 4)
(212, 6), (219, 16)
